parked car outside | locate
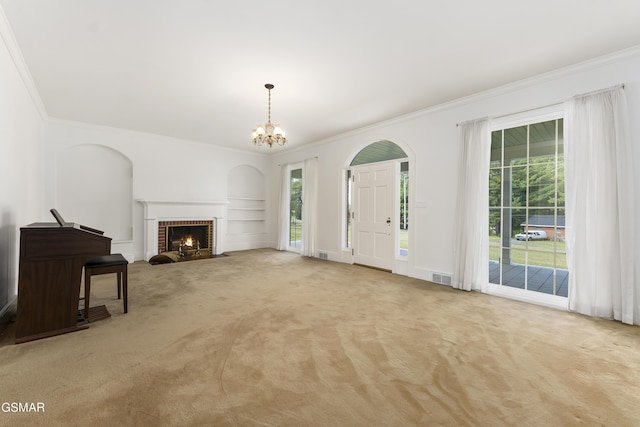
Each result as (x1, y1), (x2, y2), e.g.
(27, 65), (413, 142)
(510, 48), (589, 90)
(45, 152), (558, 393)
(515, 230), (548, 241)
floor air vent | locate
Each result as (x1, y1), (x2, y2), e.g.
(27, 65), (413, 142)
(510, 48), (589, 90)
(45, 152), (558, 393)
(318, 252), (328, 260)
(432, 273), (452, 285)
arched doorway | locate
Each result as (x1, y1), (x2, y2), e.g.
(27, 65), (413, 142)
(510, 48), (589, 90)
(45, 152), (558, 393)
(346, 140), (409, 271)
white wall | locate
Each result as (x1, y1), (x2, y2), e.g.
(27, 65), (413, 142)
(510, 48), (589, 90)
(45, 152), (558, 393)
(268, 47), (640, 288)
(0, 11), (45, 317)
(43, 120), (270, 260)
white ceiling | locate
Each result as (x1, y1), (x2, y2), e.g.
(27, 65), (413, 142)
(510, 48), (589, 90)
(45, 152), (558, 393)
(3, 0), (640, 152)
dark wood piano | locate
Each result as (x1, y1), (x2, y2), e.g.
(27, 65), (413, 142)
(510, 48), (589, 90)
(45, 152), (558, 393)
(15, 210), (111, 343)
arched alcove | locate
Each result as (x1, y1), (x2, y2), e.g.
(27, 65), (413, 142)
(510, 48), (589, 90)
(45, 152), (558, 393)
(226, 165), (266, 243)
(56, 145), (133, 241)
(227, 165), (265, 199)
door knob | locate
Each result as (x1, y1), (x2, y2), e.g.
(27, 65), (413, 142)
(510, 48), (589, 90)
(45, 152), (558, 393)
(386, 217), (391, 224)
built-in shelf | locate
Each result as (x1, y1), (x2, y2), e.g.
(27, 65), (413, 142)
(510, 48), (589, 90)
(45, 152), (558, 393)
(227, 197), (265, 234)
(226, 166), (267, 241)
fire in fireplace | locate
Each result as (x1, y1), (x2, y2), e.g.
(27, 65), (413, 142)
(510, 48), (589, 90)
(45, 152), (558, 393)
(157, 220), (214, 259)
(167, 225), (209, 253)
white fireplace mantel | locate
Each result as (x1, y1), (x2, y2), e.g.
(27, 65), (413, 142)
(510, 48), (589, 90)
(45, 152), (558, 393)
(137, 200), (229, 260)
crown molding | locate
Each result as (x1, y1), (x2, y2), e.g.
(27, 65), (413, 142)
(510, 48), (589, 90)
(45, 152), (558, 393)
(45, 116), (269, 157)
(0, 4), (48, 119)
(295, 44), (640, 149)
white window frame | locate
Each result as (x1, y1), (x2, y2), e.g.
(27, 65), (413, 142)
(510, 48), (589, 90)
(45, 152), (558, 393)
(487, 104), (568, 310)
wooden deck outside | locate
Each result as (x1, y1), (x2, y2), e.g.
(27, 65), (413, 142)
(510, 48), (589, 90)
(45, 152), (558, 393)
(489, 261), (569, 297)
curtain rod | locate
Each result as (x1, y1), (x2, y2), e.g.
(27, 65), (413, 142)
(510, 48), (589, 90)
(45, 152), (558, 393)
(456, 83), (626, 127)
(573, 83), (625, 100)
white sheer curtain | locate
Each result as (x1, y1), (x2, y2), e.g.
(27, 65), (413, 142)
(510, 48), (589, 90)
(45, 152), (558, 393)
(565, 85), (637, 324)
(276, 164), (290, 251)
(452, 118), (491, 291)
(301, 157), (318, 257)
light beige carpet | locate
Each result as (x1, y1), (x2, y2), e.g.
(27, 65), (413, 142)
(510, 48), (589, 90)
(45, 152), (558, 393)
(1, 248), (639, 426)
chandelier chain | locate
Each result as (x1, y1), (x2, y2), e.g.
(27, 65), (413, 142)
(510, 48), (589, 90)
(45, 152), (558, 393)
(267, 87), (271, 124)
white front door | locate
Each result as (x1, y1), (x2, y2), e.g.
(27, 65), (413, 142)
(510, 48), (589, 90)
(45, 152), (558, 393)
(352, 161), (394, 270)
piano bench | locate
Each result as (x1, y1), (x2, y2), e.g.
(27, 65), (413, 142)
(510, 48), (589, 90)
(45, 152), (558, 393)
(84, 254), (129, 321)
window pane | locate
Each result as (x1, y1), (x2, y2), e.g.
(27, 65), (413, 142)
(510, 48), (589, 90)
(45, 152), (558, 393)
(556, 267), (569, 297)
(510, 166), (527, 207)
(529, 120), (558, 158)
(557, 163), (565, 209)
(511, 208), (527, 239)
(556, 208), (566, 243)
(489, 208), (501, 238)
(555, 250), (568, 270)
(523, 242), (555, 269)
(346, 170), (352, 248)
(502, 248), (527, 289)
(557, 119), (564, 155)
(504, 125), (528, 162)
(489, 168), (502, 207)
(350, 140), (407, 166)
(489, 208), (501, 274)
(289, 168), (302, 248)
(490, 130), (503, 167)
(528, 162), (557, 208)
(399, 163), (409, 256)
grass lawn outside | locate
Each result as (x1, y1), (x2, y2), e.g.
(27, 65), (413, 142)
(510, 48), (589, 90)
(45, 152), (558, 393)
(489, 235), (567, 269)
(400, 229), (408, 250)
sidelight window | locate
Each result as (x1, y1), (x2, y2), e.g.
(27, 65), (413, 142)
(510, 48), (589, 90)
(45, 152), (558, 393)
(289, 168), (303, 249)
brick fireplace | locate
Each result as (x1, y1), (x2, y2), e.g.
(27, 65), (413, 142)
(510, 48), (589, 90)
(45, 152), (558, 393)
(158, 220), (214, 254)
(138, 200), (227, 261)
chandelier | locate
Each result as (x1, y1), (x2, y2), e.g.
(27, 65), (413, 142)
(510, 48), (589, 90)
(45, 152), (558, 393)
(252, 83), (287, 147)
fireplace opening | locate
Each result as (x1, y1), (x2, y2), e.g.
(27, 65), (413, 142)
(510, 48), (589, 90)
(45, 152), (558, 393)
(155, 220), (215, 263)
(166, 225), (209, 252)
